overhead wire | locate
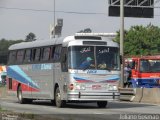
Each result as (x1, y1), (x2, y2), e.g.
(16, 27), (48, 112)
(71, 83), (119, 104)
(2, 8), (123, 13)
(0, 6), (160, 16)
(0, 6), (106, 15)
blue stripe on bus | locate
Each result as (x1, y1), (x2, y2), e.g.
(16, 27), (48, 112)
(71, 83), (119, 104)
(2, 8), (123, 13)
(7, 65), (39, 89)
(73, 75), (119, 83)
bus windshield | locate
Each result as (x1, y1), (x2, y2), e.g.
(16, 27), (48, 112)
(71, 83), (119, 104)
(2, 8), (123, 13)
(68, 46), (120, 70)
(140, 59), (160, 73)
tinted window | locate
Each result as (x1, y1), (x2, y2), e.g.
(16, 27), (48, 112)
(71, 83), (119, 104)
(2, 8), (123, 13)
(61, 47), (68, 72)
(68, 46), (94, 69)
(51, 46), (56, 59)
(42, 47), (51, 61)
(68, 46), (120, 70)
(17, 50), (24, 63)
(34, 48), (41, 61)
(96, 46), (119, 70)
(53, 46), (62, 61)
(24, 49), (32, 63)
(8, 51), (17, 64)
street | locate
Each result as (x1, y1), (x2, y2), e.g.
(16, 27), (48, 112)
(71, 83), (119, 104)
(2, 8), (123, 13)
(0, 96), (160, 120)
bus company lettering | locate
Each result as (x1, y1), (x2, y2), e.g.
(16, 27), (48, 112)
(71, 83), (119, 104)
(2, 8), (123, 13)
(80, 47), (91, 53)
(32, 64), (52, 70)
(98, 48), (110, 54)
(41, 64), (52, 70)
(87, 70), (97, 74)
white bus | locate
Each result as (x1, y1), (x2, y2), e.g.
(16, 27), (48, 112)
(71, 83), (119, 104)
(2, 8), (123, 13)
(7, 34), (120, 108)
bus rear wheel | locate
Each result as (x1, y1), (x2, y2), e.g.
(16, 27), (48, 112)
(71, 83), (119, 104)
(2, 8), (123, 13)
(55, 87), (65, 108)
(17, 86), (26, 104)
(97, 101), (108, 108)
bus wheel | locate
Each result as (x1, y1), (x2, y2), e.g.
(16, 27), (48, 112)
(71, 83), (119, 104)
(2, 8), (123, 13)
(97, 101), (108, 108)
(51, 100), (56, 106)
(17, 86), (26, 104)
(55, 87), (65, 108)
(26, 99), (33, 104)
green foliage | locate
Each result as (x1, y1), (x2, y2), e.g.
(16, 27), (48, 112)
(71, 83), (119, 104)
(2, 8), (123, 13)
(77, 28), (92, 33)
(0, 39), (24, 64)
(0, 39), (23, 52)
(114, 24), (160, 56)
(0, 32), (36, 64)
(25, 32), (36, 42)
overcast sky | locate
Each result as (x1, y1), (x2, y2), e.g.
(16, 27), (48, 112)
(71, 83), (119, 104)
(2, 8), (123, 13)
(0, 0), (160, 40)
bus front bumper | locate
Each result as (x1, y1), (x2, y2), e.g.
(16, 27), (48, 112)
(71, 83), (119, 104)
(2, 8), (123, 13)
(67, 91), (120, 101)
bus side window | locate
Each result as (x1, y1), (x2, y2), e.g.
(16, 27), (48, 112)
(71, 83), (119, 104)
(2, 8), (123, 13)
(51, 46), (56, 60)
(16, 50), (25, 64)
(8, 51), (17, 65)
(61, 47), (68, 72)
(24, 49), (32, 63)
(42, 47), (51, 61)
(53, 46), (62, 61)
(33, 48), (41, 62)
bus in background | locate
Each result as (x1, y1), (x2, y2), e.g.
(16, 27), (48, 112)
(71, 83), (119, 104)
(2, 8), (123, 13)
(7, 34), (120, 108)
(0, 65), (7, 85)
(125, 56), (160, 88)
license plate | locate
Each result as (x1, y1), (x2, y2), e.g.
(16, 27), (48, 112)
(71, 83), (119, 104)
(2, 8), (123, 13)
(92, 85), (101, 90)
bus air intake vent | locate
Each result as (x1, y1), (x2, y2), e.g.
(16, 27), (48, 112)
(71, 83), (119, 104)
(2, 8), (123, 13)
(75, 36), (102, 40)
(83, 41), (107, 45)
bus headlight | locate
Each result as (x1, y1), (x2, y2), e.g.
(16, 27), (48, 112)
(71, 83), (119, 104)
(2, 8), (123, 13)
(108, 85), (117, 91)
(75, 84), (86, 90)
(81, 85), (86, 90)
(75, 84), (81, 90)
(113, 85), (117, 90)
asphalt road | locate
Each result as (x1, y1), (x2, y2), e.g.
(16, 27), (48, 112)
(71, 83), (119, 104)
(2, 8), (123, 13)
(0, 97), (160, 120)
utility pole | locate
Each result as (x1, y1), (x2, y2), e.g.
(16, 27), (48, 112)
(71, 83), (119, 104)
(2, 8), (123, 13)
(53, 0), (56, 38)
(120, 0), (124, 88)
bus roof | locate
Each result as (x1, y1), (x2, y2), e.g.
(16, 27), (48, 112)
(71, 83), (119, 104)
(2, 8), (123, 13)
(9, 35), (119, 50)
(9, 37), (65, 50)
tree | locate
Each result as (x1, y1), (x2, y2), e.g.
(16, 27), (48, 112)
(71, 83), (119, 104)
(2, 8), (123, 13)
(83, 28), (92, 33)
(114, 24), (160, 56)
(25, 32), (36, 42)
(77, 28), (92, 33)
(0, 39), (23, 65)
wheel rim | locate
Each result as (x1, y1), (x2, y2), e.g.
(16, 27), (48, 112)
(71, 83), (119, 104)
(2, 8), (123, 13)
(18, 88), (22, 102)
(56, 89), (61, 105)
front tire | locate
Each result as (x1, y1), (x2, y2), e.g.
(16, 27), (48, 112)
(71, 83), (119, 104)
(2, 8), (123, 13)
(51, 100), (56, 106)
(55, 87), (65, 108)
(97, 101), (108, 108)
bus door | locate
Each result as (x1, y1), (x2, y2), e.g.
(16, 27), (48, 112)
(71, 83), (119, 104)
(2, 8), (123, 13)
(131, 59), (139, 87)
(60, 47), (68, 99)
(31, 47), (53, 98)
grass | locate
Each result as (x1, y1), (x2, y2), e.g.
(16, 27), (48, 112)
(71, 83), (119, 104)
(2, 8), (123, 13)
(19, 113), (35, 119)
(0, 105), (7, 112)
(0, 84), (4, 87)
(0, 109), (35, 119)
(0, 85), (7, 98)
(0, 103), (35, 119)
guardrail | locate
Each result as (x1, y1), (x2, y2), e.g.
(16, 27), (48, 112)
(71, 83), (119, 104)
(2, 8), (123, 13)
(119, 88), (136, 101)
(119, 88), (160, 104)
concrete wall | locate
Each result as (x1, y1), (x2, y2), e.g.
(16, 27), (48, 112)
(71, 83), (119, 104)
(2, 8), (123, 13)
(133, 88), (160, 104)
